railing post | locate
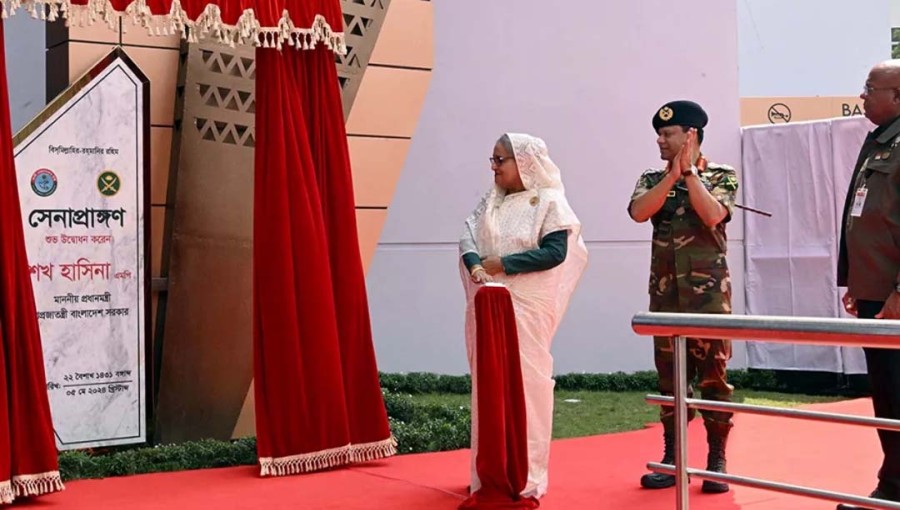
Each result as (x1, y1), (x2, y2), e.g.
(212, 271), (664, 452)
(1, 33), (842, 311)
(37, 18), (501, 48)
(634, 312), (900, 509)
(674, 334), (690, 509)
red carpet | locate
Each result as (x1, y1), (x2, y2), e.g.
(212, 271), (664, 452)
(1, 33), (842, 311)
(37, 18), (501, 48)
(17, 399), (881, 509)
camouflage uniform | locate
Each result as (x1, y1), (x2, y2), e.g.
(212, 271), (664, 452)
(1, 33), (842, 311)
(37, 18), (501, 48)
(629, 159), (739, 430)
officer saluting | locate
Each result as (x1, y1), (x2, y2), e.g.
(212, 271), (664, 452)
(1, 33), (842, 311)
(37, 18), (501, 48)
(628, 100), (739, 494)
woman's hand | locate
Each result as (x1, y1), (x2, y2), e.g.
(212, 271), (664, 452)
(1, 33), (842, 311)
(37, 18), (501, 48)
(482, 256), (505, 276)
(470, 266), (493, 284)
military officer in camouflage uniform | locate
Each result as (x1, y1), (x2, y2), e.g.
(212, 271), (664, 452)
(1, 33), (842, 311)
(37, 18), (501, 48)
(628, 100), (739, 494)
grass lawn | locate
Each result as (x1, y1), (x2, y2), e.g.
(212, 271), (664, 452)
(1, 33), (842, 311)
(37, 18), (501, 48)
(409, 390), (844, 440)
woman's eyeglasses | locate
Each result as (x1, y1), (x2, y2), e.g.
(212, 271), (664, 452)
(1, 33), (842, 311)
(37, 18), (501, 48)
(489, 156), (512, 165)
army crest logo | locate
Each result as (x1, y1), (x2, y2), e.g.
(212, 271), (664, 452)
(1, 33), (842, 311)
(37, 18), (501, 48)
(658, 107), (674, 121)
(31, 168), (58, 197)
(723, 174), (739, 191)
(97, 170), (121, 197)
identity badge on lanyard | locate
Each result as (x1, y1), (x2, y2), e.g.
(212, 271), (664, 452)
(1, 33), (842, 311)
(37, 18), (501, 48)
(850, 185), (868, 217)
(851, 156), (872, 218)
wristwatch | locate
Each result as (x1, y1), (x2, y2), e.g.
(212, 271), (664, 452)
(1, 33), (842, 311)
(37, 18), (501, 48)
(685, 165), (698, 177)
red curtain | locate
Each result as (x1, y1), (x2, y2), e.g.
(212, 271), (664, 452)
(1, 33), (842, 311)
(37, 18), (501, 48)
(300, 42), (393, 456)
(252, 45), (393, 476)
(0, 20), (64, 505)
(461, 287), (538, 510)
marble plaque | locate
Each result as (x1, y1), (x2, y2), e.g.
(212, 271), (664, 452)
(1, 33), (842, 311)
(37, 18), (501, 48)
(13, 50), (148, 449)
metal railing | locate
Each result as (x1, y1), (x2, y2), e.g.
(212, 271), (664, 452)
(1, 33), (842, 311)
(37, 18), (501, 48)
(632, 312), (900, 510)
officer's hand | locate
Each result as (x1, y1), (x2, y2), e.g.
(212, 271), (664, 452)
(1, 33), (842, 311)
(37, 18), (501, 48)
(876, 292), (900, 319)
(665, 165), (679, 181)
(679, 129), (697, 175)
(482, 256), (505, 276)
(669, 147), (684, 177)
(842, 290), (857, 317)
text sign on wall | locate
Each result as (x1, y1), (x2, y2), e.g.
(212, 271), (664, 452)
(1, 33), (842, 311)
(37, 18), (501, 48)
(14, 50), (149, 449)
(740, 96), (865, 126)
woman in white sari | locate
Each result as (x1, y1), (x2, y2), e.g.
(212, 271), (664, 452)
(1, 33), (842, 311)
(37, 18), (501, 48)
(459, 133), (588, 499)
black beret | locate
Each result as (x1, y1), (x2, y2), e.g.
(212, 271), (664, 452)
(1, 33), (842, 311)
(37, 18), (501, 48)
(652, 100), (708, 132)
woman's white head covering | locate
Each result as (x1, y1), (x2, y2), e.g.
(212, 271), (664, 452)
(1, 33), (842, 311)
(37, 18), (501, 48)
(507, 133), (564, 192)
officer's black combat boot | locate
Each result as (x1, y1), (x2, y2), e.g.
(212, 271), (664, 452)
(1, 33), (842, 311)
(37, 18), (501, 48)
(836, 488), (896, 509)
(640, 425), (677, 489)
(701, 420), (732, 494)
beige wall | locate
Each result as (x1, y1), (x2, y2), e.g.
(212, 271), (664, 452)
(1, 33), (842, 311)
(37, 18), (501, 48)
(348, 0), (433, 272)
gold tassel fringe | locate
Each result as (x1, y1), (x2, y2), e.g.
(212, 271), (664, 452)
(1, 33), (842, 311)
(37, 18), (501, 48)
(259, 436), (398, 477)
(1, 471), (65, 504)
(0, 0), (345, 54)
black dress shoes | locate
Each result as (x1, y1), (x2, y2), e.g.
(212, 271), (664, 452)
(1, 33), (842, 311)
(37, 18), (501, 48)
(836, 488), (897, 510)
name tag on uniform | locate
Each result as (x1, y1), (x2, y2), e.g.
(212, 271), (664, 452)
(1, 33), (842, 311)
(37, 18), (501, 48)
(850, 187), (868, 217)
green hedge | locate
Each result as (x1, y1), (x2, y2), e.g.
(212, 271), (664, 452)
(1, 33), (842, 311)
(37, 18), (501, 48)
(59, 390), (469, 482)
(379, 369), (869, 396)
(60, 438), (258, 480)
(380, 369), (783, 395)
(385, 391), (470, 454)
(379, 372), (472, 395)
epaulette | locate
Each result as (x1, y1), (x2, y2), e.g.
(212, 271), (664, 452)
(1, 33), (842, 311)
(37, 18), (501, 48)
(706, 162), (735, 171)
(641, 168), (666, 176)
